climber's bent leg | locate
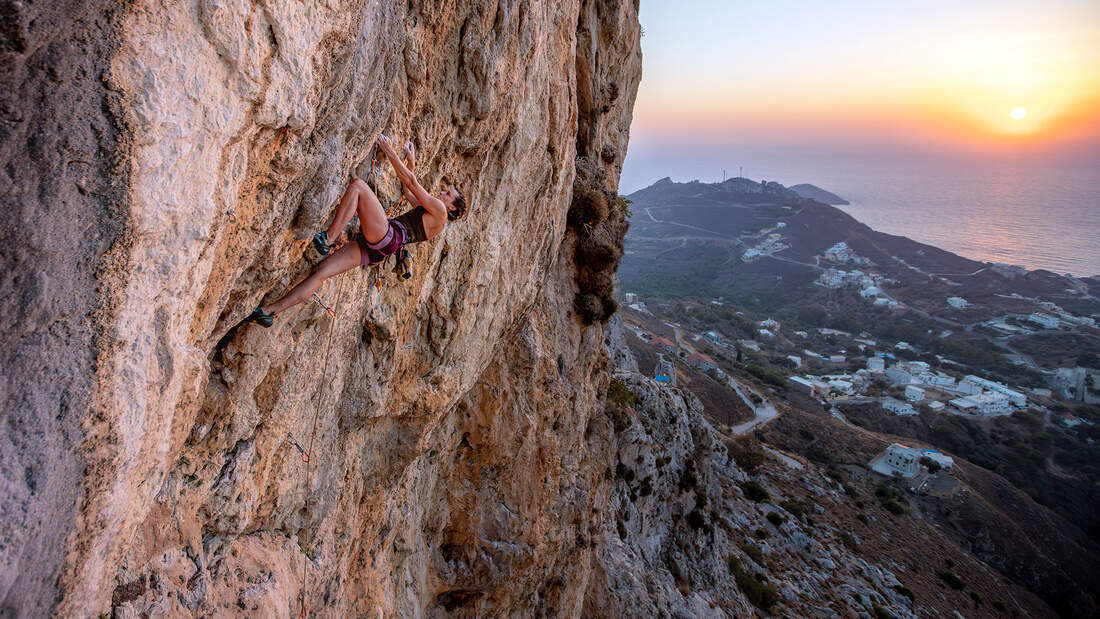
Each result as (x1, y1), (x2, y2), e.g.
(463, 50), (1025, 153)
(353, 179), (390, 244)
(326, 179), (388, 245)
(264, 242), (362, 315)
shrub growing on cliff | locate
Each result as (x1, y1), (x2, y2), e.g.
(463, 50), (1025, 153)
(575, 293), (606, 324)
(725, 435), (765, 472)
(893, 584), (915, 601)
(940, 571), (965, 590)
(575, 235), (621, 272)
(778, 499), (805, 520)
(607, 378), (634, 408)
(740, 542), (763, 563)
(740, 480), (770, 503)
(569, 156), (627, 326)
(567, 186), (609, 228)
(727, 556), (779, 611)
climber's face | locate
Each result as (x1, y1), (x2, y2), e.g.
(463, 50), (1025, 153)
(438, 186), (458, 207)
(439, 185), (467, 221)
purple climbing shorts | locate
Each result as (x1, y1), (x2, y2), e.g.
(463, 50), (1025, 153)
(356, 220), (407, 266)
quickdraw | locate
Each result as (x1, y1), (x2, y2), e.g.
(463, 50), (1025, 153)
(309, 293), (336, 319)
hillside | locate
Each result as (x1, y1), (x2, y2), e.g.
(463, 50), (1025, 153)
(595, 321), (1063, 618)
(623, 176), (1094, 311)
(1, 2), (642, 616)
(789, 183), (850, 205)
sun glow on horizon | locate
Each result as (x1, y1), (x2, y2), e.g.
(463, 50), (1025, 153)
(633, 1), (1100, 152)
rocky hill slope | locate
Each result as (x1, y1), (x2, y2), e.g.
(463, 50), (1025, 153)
(788, 183), (849, 205)
(594, 327), (1057, 618)
(0, 1), (641, 616)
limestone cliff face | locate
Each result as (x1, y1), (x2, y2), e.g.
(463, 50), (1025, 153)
(0, 1), (640, 616)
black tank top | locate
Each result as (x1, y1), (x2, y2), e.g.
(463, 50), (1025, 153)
(392, 206), (428, 244)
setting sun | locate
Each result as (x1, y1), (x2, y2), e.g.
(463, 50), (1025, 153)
(1011, 107), (1028, 119)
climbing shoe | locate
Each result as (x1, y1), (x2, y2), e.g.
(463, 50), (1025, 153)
(246, 306), (274, 328)
(312, 231), (331, 257)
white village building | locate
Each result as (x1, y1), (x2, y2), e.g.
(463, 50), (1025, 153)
(873, 443), (921, 477)
(882, 397), (917, 416)
(867, 357), (886, 372)
(1028, 313), (1061, 329)
(919, 449), (954, 470)
(905, 385), (926, 402)
(946, 297), (969, 308)
(789, 376), (827, 397)
(956, 380), (983, 395)
(885, 367), (914, 386)
(961, 375), (1027, 407)
(950, 392), (1012, 415)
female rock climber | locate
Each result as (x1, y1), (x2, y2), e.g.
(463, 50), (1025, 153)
(246, 135), (467, 327)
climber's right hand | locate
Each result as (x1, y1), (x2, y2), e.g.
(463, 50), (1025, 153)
(377, 134), (394, 154)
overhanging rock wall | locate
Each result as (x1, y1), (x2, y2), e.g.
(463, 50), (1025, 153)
(0, 1), (641, 615)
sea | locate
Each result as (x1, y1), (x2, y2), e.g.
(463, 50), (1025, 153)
(621, 145), (1100, 278)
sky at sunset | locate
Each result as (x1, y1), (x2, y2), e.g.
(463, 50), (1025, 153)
(623, 0), (1100, 190)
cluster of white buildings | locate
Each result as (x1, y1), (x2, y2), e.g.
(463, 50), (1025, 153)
(817, 268), (883, 290)
(789, 372), (862, 398)
(866, 356), (1029, 417)
(1029, 311), (1095, 329)
(822, 241), (871, 266)
(742, 234), (789, 261)
(816, 267), (898, 306)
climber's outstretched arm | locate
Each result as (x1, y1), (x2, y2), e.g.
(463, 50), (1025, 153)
(378, 136), (445, 219)
(400, 141), (421, 206)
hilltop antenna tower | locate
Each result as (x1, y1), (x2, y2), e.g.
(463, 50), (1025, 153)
(723, 169), (727, 182)
(739, 166), (743, 179)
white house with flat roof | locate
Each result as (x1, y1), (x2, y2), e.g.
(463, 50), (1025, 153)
(872, 443), (921, 477)
(919, 449), (953, 470)
(885, 367), (914, 386)
(905, 385), (925, 402)
(882, 397), (917, 416)
(867, 357), (885, 372)
(919, 373), (957, 390)
(951, 392), (1011, 415)
(928, 401), (945, 411)
(956, 380), (983, 395)
(860, 286), (881, 299)
(947, 297), (969, 308)
(789, 376), (820, 396)
(829, 379), (854, 394)
(1028, 313), (1061, 329)
(962, 376), (1026, 407)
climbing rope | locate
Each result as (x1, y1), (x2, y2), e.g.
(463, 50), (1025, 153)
(292, 147), (409, 615)
(295, 268), (346, 618)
